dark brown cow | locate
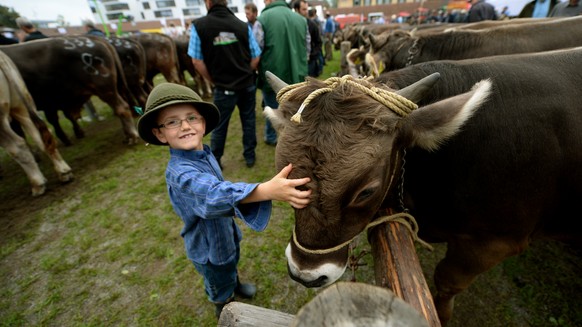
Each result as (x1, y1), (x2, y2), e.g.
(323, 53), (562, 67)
(1, 36), (140, 146)
(263, 47), (582, 325)
(0, 50), (73, 196)
(129, 33), (185, 92)
(367, 16), (582, 73)
(173, 35), (213, 99)
(106, 36), (148, 110)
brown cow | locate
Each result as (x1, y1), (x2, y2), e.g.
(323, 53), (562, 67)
(129, 33), (185, 92)
(106, 36), (148, 110)
(0, 50), (73, 196)
(263, 47), (582, 325)
(1, 36), (140, 146)
(366, 16), (582, 73)
(173, 35), (213, 99)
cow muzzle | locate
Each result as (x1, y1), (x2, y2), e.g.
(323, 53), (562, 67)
(285, 243), (347, 288)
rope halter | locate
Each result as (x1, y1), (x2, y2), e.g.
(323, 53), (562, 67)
(276, 75), (419, 124)
(292, 212), (433, 255)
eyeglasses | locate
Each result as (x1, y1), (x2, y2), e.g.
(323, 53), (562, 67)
(158, 114), (204, 129)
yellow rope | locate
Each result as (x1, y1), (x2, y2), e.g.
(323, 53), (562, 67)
(276, 75), (419, 124)
(292, 212), (433, 255)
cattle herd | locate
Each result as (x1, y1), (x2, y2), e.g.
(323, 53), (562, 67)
(1, 16), (581, 325)
(0, 32), (207, 196)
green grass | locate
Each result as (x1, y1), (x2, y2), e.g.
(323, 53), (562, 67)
(1, 49), (580, 327)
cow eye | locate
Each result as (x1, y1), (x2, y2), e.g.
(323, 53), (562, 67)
(356, 188), (375, 202)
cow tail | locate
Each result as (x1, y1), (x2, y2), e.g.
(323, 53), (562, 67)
(172, 40), (187, 85)
(110, 42), (140, 114)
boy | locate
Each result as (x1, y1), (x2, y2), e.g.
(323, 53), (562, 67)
(137, 83), (311, 318)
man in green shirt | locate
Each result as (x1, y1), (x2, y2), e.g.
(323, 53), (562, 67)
(256, 0), (308, 145)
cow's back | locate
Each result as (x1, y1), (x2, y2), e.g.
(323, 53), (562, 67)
(376, 48), (582, 244)
(1, 37), (120, 111)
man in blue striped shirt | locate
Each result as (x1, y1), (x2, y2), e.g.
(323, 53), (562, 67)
(137, 83), (311, 319)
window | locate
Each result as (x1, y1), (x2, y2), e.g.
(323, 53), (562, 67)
(183, 8), (201, 15)
(106, 13), (128, 20)
(185, 0), (202, 5)
(154, 9), (174, 17)
(143, 2), (151, 9)
(156, 0), (176, 8)
(364, 0), (371, 5)
(353, 0), (360, 6)
(105, 3), (130, 11)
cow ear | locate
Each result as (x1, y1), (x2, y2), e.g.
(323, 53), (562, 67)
(395, 72), (441, 103)
(401, 80), (492, 151)
(263, 106), (287, 133)
(266, 71), (288, 94)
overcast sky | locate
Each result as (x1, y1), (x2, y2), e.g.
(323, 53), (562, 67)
(2, 0), (94, 26)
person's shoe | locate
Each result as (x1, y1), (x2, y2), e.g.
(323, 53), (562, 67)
(264, 140), (277, 146)
(235, 281), (256, 299)
(246, 160), (255, 168)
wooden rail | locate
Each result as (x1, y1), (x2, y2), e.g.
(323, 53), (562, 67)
(368, 208), (441, 327)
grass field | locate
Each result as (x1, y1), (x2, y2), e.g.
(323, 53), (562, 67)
(1, 50), (581, 327)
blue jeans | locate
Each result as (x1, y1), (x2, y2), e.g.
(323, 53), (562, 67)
(308, 59), (319, 77)
(192, 250), (240, 304)
(211, 85), (257, 164)
(262, 89), (279, 144)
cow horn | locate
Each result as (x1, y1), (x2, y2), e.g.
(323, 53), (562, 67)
(266, 71), (288, 94)
(395, 72), (441, 103)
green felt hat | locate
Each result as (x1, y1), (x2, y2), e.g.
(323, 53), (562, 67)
(137, 83), (219, 145)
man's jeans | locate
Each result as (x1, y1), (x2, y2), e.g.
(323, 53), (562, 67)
(262, 89), (279, 144)
(211, 85), (257, 164)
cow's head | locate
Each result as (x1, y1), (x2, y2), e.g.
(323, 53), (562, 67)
(265, 71), (491, 288)
(367, 30), (414, 75)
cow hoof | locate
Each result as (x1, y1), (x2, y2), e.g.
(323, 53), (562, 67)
(31, 184), (46, 197)
(59, 171), (74, 183)
(125, 136), (140, 145)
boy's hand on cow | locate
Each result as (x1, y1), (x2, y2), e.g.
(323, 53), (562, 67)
(242, 164), (311, 208)
(268, 164), (312, 209)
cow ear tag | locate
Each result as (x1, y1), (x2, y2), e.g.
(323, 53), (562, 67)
(134, 106), (143, 115)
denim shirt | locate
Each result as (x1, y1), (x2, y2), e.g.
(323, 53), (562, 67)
(165, 145), (272, 265)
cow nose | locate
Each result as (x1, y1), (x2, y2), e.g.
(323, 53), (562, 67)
(288, 265), (328, 288)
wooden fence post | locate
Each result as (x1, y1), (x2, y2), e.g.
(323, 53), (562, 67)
(340, 41), (351, 76)
(368, 208), (441, 327)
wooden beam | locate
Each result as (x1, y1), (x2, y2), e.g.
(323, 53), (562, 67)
(368, 208), (441, 327)
(218, 302), (294, 327)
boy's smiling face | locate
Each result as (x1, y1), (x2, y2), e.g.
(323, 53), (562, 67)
(152, 104), (206, 151)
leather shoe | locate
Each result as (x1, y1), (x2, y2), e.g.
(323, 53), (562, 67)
(235, 281), (256, 299)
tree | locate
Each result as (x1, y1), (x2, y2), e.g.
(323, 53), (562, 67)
(0, 5), (21, 28)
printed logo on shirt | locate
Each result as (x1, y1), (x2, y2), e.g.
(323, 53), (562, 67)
(213, 32), (239, 46)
